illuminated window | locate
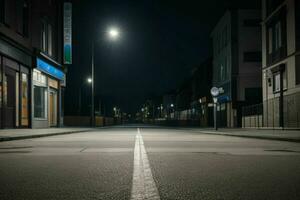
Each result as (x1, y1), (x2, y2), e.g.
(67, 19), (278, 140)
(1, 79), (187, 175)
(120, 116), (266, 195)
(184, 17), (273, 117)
(21, 73), (29, 126)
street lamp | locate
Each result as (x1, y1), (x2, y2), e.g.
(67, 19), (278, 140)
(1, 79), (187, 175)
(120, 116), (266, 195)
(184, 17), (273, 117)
(90, 26), (121, 126)
(107, 27), (120, 40)
(78, 77), (93, 115)
(211, 87), (220, 131)
(87, 77), (92, 83)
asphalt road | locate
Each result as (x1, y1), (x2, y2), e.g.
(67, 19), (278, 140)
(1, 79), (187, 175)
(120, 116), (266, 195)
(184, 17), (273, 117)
(0, 125), (300, 200)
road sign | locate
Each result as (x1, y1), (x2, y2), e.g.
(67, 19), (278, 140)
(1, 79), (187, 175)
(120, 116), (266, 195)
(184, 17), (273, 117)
(210, 87), (219, 97)
(213, 97), (218, 103)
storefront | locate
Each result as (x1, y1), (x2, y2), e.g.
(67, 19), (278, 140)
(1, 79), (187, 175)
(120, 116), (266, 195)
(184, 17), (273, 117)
(0, 39), (31, 129)
(31, 57), (65, 128)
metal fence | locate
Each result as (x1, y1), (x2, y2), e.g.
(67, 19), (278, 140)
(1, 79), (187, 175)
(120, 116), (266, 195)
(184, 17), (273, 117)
(242, 103), (263, 128)
(242, 92), (300, 128)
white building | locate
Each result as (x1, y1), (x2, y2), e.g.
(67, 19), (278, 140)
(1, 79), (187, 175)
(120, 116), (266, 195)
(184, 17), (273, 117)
(211, 9), (262, 127)
(262, 0), (300, 128)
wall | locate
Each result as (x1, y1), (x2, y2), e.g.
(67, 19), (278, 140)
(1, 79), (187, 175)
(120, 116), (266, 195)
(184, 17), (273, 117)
(237, 10), (262, 102)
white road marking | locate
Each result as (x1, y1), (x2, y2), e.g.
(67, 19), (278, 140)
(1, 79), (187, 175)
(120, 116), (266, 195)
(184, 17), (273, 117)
(130, 128), (160, 200)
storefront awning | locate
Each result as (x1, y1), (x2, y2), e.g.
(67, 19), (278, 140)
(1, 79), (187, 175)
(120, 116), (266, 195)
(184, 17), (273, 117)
(36, 58), (65, 81)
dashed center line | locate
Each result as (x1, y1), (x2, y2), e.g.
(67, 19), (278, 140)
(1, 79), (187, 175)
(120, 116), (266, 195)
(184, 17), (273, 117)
(130, 128), (160, 200)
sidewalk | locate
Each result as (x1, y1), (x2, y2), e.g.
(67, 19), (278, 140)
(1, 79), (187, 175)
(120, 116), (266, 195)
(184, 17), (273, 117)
(187, 128), (300, 143)
(0, 127), (94, 142)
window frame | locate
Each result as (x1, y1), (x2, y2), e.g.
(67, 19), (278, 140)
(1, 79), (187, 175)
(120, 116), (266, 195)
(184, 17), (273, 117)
(33, 85), (47, 119)
(273, 72), (281, 93)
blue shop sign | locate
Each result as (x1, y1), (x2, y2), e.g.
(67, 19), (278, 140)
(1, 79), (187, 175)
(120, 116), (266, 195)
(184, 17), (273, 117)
(218, 95), (230, 103)
(36, 58), (65, 81)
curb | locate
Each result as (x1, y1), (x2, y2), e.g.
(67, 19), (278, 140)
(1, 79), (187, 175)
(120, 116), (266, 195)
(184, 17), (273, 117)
(196, 131), (300, 143)
(0, 130), (93, 142)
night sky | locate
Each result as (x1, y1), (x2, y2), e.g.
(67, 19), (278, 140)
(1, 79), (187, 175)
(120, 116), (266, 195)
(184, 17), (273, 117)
(65, 0), (260, 116)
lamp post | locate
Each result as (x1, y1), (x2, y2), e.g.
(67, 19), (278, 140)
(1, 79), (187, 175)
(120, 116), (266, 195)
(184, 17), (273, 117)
(211, 87), (220, 131)
(90, 26), (120, 127)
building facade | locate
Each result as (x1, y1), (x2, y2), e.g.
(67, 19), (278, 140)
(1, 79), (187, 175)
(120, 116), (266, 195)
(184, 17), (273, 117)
(211, 9), (262, 127)
(262, 0), (300, 128)
(0, 0), (68, 128)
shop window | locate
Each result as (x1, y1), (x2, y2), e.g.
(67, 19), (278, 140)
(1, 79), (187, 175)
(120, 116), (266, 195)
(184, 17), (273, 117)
(34, 86), (47, 119)
(33, 69), (46, 84)
(15, 72), (19, 127)
(21, 73), (29, 126)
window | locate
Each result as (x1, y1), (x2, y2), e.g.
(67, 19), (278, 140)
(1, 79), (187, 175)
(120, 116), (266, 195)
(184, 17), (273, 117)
(21, 73), (29, 126)
(243, 19), (260, 27)
(34, 86), (47, 118)
(244, 52), (262, 62)
(273, 73), (281, 93)
(296, 55), (300, 85)
(222, 26), (227, 48)
(220, 64), (225, 81)
(33, 69), (46, 84)
(23, 0), (29, 36)
(266, 0), (284, 15)
(0, 0), (4, 23)
(268, 28), (273, 54)
(41, 20), (54, 56)
(48, 24), (53, 56)
(41, 21), (47, 52)
(267, 15), (287, 64)
(16, 0), (29, 36)
(274, 21), (282, 50)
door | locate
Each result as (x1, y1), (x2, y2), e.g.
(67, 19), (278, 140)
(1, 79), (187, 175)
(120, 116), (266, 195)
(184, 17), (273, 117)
(49, 90), (57, 126)
(4, 68), (16, 128)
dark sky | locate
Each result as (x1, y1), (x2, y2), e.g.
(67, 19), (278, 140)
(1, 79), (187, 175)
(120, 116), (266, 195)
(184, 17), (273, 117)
(65, 0), (260, 115)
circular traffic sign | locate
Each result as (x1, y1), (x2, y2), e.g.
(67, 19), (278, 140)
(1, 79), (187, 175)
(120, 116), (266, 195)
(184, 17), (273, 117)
(210, 87), (219, 97)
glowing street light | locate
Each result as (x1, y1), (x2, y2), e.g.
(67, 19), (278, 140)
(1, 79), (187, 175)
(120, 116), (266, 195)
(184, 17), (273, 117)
(107, 27), (120, 40)
(90, 26), (122, 126)
(87, 78), (92, 83)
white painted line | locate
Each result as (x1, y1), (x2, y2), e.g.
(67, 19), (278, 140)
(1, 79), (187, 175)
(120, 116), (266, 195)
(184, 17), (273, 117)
(130, 128), (160, 200)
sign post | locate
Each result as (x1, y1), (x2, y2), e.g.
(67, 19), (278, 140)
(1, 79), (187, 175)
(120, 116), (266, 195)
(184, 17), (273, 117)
(210, 87), (220, 131)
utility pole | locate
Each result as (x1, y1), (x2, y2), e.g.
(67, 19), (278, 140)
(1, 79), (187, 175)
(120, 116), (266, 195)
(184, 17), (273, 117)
(211, 87), (220, 131)
(91, 41), (95, 127)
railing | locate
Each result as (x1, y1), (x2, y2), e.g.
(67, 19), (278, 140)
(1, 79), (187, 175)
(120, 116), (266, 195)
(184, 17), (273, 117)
(242, 103), (263, 128)
(242, 92), (300, 128)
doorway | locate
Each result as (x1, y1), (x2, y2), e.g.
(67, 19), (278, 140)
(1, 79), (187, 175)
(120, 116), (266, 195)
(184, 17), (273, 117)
(4, 68), (16, 128)
(49, 89), (57, 126)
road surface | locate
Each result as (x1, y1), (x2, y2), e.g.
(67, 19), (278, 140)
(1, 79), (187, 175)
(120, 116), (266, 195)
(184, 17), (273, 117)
(0, 125), (300, 200)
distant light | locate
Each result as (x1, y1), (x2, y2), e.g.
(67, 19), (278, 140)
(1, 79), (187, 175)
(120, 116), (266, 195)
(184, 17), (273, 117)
(141, 108), (144, 112)
(87, 78), (92, 83)
(108, 27), (120, 40)
(170, 104), (174, 108)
